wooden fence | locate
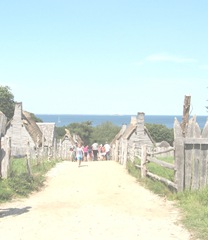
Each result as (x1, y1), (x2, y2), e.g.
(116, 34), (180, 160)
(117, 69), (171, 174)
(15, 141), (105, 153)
(134, 144), (177, 190)
(0, 138), (74, 179)
(133, 116), (208, 192)
(175, 116), (208, 191)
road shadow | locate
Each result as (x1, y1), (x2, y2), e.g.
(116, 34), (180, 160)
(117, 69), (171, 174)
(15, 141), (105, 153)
(78, 164), (88, 167)
(0, 206), (32, 218)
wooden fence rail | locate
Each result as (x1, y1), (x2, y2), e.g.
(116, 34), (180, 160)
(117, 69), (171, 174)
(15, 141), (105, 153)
(134, 144), (177, 190)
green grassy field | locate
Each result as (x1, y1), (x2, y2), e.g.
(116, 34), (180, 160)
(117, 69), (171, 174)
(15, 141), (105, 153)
(127, 156), (208, 240)
(0, 158), (59, 203)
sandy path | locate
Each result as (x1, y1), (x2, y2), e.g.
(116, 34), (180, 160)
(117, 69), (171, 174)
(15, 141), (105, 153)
(0, 161), (191, 240)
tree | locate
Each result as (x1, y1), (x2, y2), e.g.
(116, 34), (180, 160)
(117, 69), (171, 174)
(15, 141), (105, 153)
(145, 123), (174, 146)
(30, 113), (43, 123)
(55, 126), (66, 139)
(0, 85), (15, 120)
(55, 121), (120, 145)
(67, 121), (93, 145)
(91, 122), (120, 145)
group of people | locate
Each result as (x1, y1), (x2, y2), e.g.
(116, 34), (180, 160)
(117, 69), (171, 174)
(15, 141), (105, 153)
(69, 141), (111, 166)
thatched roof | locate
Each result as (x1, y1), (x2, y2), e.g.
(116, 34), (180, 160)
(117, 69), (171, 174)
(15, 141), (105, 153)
(22, 111), (43, 147)
(111, 124), (127, 146)
(37, 122), (55, 146)
(73, 134), (83, 145)
(156, 141), (170, 148)
(122, 116), (139, 140)
(61, 129), (76, 145)
(122, 124), (137, 140)
(119, 120), (155, 145)
(144, 126), (156, 146)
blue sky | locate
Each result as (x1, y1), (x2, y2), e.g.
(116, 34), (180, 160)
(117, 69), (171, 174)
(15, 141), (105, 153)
(1, 0), (208, 115)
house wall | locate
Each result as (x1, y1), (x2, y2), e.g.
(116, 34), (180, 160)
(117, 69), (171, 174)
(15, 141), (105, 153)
(60, 138), (74, 160)
(0, 112), (9, 178)
(6, 121), (35, 157)
(0, 111), (7, 136)
(110, 124), (127, 162)
(0, 136), (11, 178)
(116, 112), (154, 165)
(5, 103), (35, 157)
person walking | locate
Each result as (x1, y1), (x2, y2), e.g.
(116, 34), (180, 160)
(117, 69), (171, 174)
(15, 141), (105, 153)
(104, 142), (111, 160)
(88, 145), (93, 161)
(76, 143), (84, 166)
(100, 144), (106, 160)
(83, 145), (88, 161)
(92, 141), (99, 161)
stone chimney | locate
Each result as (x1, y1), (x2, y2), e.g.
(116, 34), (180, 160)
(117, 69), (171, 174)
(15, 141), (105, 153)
(14, 102), (23, 120)
(136, 112), (145, 134)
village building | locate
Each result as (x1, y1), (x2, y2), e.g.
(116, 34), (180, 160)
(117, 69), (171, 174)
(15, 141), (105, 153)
(0, 111), (8, 178)
(37, 122), (55, 147)
(155, 141), (174, 157)
(59, 129), (76, 160)
(111, 112), (155, 166)
(59, 128), (84, 160)
(110, 124), (127, 162)
(4, 102), (55, 158)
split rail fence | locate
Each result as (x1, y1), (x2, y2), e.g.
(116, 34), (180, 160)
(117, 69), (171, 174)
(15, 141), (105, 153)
(133, 116), (208, 192)
(134, 144), (176, 190)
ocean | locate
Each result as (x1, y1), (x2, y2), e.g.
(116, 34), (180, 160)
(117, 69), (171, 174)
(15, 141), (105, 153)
(36, 114), (208, 129)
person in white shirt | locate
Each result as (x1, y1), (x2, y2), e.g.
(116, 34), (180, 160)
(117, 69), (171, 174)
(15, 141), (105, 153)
(92, 141), (99, 160)
(104, 142), (111, 160)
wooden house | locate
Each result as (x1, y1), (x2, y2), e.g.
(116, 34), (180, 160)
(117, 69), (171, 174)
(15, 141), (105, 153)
(37, 122), (55, 147)
(0, 111), (9, 178)
(111, 112), (154, 166)
(5, 102), (55, 158)
(59, 128), (83, 160)
(110, 124), (127, 162)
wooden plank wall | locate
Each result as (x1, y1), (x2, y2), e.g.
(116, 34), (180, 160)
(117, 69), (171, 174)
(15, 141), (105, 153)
(174, 116), (208, 191)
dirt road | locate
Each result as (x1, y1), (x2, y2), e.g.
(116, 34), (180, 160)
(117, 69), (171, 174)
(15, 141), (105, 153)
(0, 161), (191, 240)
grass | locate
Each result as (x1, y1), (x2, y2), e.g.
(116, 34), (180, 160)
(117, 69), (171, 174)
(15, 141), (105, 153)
(174, 188), (208, 240)
(127, 156), (175, 197)
(148, 156), (175, 182)
(0, 157), (59, 203)
(127, 156), (208, 240)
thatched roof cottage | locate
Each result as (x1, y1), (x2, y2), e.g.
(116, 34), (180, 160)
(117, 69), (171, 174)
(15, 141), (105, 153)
(111, 112), (155, 166)
(5, 102), (55, 157)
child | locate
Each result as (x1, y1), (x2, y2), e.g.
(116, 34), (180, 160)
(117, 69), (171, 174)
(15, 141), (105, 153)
(76, 143), (84, 166)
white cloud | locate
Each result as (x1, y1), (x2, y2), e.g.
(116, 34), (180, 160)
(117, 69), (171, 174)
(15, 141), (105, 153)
(146, 53), (196, 63)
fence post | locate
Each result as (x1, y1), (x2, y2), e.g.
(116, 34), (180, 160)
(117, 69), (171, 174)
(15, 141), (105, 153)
(0, 137), (2, 178)
(141, 144), (147, 178)
(181, 95), (191, 137)
(54, 138), (57, 160)
(8, 137), (11, 175)
(174, 138), (185, 192)
(123, 140), (128, 167)
(26, 141), (32, 177)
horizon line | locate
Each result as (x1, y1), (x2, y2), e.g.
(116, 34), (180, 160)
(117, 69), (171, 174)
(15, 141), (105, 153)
(35, 113), (207, 116)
